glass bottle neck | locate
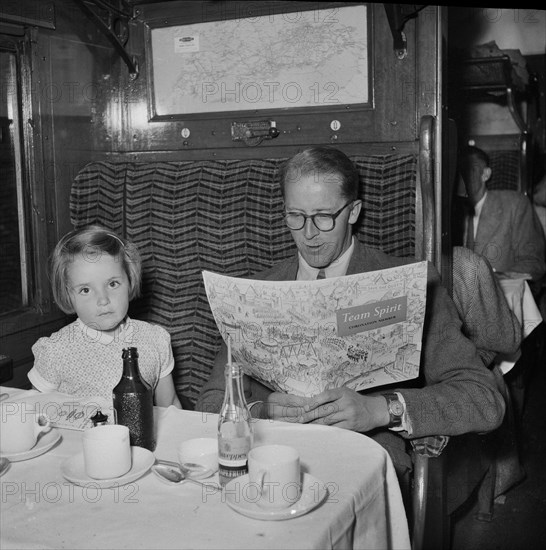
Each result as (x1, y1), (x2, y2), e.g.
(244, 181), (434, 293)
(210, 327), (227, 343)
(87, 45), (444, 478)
(121, 347), (142, 381)
(223, 363), (249, 416)
(122, 358), (143, 381)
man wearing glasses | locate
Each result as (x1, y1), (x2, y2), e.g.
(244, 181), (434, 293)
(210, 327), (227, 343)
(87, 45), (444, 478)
(197, 147), (505, 481)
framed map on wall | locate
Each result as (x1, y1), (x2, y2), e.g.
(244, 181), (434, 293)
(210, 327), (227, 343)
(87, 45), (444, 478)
(145, 3), (370, 119)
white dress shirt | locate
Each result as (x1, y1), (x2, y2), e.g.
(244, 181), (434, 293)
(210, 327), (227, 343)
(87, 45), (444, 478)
(471, 191), (487, 239)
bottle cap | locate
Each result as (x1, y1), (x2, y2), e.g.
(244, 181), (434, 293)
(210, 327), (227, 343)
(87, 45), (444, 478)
(90, 409), (109, 426)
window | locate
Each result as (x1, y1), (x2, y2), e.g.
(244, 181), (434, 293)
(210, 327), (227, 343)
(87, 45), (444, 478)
(0, 38), (27, 314)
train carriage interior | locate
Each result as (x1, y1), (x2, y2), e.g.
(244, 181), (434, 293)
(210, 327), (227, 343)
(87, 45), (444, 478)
(0, 2), (545, 549)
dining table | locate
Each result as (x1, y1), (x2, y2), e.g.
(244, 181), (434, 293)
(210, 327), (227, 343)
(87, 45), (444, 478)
(0, 386), (410, 550)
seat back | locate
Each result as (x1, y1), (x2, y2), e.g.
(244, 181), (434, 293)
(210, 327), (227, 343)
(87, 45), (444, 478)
(487, 150), (520, 191)
(70, 154), (419, 407)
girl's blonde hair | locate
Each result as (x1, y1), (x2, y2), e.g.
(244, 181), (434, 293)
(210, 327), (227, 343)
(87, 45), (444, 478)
(50, 225), (142, 314)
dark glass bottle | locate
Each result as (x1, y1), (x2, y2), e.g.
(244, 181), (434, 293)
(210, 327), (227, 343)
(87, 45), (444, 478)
(113, 347), (156, 451)
(218, 361), (253, 487)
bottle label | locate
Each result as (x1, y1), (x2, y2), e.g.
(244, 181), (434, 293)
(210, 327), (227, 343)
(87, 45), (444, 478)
(218, 435), (250, 484)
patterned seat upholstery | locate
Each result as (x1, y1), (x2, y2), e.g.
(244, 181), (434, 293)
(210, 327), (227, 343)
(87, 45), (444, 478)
(486, 150), (520, 191)
(70, 155), (417, 406)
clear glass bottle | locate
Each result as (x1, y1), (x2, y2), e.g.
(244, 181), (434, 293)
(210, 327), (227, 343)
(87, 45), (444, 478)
(218, 361), (253, 487)
(113, 347), (156, 451)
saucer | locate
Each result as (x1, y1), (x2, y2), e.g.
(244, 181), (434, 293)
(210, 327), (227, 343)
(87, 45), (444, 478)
(0, 457), (11, 477)
(61, 446), (155, 488)
(0, 430), (62, 462)
(224, 473), (328, 520)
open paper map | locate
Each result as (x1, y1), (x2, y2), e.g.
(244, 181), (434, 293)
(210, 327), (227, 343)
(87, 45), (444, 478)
(202, 262), (427, 397)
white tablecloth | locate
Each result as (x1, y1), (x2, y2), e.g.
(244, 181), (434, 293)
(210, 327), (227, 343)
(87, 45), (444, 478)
(495, 276), (543, 374)
(0, 387), (410, 550)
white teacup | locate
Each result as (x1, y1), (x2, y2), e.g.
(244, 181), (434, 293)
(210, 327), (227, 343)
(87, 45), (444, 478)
(248, 444), (302, 510)
(83, 424), (132, 479)
(0, 402), (52, 454)
(177, 437), (218, 479)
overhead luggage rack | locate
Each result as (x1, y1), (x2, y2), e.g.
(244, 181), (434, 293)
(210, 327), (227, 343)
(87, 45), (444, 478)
(452, 44), (540, 196)
(458, 54), (530, 133)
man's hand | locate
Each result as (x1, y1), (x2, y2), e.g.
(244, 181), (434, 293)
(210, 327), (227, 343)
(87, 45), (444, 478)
(263, 392), (310, 422)
(264, 388), (390, 433)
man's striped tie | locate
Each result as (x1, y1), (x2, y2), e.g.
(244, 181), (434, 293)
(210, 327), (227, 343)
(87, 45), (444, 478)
(317, 269), (326, 280)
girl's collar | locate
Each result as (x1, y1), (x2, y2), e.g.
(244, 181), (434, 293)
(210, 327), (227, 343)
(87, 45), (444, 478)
(76, 317), (133, 346)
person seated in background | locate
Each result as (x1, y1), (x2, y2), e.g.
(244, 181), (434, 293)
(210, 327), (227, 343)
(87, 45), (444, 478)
(452, 245), (522, 368)
(453, 145), (546, 283)
(196, 146), (505, 488)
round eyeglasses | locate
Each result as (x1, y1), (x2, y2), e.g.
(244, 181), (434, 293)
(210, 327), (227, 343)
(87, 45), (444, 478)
(284, 200), (354, 232)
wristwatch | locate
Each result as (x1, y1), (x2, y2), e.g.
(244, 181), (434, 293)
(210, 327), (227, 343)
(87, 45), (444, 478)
(383, 393), (404, 428)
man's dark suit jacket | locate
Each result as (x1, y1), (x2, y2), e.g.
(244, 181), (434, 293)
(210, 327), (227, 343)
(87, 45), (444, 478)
(453, 190), (546, 282)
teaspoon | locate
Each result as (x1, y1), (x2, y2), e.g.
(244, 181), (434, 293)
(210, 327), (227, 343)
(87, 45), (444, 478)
(0, 457), (11, 477)
(151, 463), (220, 489)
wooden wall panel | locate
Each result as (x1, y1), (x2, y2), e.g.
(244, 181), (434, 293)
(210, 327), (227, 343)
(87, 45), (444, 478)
(119, 3), (439, 158)
(33, 0), (124, 238)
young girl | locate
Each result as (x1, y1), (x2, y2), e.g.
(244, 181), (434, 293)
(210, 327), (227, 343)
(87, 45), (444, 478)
(28, 225), (182, 408)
